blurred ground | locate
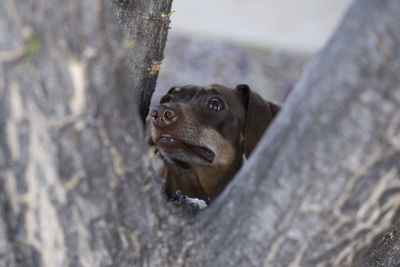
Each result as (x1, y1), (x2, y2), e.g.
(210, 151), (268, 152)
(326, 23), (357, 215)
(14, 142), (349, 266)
(154, 1), (352, 105)
(156, 34), (310, 105)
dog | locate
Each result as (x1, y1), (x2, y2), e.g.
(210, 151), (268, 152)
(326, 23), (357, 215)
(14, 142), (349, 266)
(146, 84), (280, 201)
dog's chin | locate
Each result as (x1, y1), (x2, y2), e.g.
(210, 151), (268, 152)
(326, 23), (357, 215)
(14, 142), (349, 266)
(156, 135), (215, 165)
(159, 150), (210, 167)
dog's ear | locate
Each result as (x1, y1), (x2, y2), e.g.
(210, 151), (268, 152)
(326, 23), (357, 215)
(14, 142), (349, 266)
(236, 84), (280, 158)
(145, 115), (154, 146)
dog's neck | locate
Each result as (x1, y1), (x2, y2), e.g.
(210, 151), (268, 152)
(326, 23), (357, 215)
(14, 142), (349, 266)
(160, 155), (243, 201)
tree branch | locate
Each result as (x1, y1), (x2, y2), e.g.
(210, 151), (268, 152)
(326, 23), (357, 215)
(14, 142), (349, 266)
(183, 0), (400, 265)
(114, 0), (173, 123)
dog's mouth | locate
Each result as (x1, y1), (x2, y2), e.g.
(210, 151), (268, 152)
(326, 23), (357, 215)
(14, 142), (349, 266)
(157, 134), (215, 163)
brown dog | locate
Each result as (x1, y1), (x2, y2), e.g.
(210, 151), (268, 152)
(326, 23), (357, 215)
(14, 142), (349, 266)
(147, 84), (280, 201)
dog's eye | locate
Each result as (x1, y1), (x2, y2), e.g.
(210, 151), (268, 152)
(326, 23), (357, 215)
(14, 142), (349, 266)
(207, 98), (225, 112)
(160, 95), (171, 104)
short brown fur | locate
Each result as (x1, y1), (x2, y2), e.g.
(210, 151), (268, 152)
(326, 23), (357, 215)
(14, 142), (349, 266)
(146, 84), (280, 201)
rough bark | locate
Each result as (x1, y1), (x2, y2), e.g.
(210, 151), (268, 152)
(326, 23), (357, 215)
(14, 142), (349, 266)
(114, 0), (173, 123)
(0, 0), (172, 266)
(0, 0), (400, 266)
(367, 222), (400, 266)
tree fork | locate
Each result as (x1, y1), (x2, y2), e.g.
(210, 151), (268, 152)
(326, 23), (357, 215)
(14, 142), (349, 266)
(1, 0), (400, 266)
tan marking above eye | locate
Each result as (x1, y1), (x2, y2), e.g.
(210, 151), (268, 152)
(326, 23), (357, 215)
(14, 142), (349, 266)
(167, 87), (180, 94)
(173, 87), (181, 92)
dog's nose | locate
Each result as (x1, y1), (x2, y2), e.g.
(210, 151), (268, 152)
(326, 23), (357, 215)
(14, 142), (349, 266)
(150, 104), (180, 128)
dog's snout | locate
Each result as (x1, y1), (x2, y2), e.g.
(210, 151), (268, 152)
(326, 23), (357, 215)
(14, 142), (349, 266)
(150, 104), (180, 128)
(163, 110), (175, 121)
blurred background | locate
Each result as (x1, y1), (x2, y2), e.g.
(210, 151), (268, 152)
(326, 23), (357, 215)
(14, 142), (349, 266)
(155, 0), (352, 105)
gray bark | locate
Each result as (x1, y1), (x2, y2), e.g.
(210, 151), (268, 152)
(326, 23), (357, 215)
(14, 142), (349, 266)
(0, 0), (399, 266)
(367, 221), (400, 266)
(0, 0), (172, 266)
(114, 0), (173, 122)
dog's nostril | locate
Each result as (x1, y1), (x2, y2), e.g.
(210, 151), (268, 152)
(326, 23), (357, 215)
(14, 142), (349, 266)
(163, 110), (175, 121)
(150, 109), (158, 119)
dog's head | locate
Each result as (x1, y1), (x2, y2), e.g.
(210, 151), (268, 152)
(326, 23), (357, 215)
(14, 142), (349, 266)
(146, 84), (280, 199)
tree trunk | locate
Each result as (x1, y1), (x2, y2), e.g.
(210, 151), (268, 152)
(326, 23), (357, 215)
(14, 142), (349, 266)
(0, 0), (172, 266)
(0, 0), (400, 266)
